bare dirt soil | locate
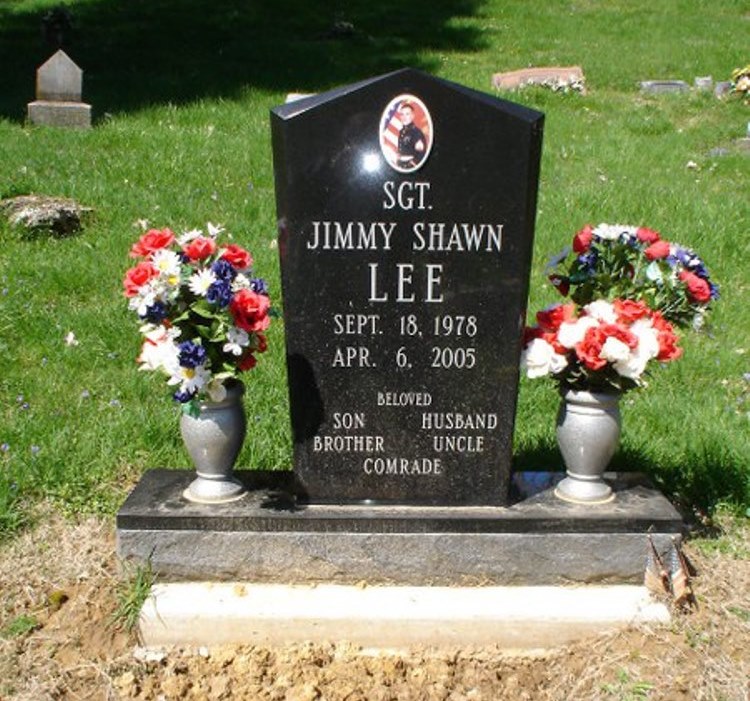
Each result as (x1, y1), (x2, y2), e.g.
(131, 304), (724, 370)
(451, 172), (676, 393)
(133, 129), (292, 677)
(1, 506), (748, 701)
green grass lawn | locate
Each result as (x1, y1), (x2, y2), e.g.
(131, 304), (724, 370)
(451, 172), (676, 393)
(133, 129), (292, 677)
(1, 0), (748, 536)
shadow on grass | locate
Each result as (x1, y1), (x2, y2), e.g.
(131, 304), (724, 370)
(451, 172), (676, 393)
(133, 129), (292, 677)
(513, 443), (750, 517)
(0, 0), (487, 120)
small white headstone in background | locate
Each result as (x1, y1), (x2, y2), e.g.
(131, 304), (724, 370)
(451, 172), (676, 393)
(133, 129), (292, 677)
(27, 50), (91, 128)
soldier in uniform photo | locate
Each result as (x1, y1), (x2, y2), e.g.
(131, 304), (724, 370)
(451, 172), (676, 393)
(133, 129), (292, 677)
(396, 102), (426, 169)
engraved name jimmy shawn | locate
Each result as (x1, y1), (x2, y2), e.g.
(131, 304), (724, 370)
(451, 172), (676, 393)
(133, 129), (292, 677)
(305, 179), (505, 478)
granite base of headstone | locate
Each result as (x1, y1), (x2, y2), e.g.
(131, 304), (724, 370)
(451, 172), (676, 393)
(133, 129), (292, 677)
(27, 50), (91, 128)
(117, 469), (683, 585)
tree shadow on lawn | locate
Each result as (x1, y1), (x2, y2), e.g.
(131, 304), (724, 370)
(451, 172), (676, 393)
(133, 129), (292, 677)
(0, 0), (487, 121)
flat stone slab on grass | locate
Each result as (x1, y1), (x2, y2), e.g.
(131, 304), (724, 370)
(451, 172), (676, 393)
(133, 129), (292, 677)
(492, 66), (585, 92)
(639, 80), (690, 94)
(139, 581), (670, 649)
(117, 470), (683, 585)
(0, 195), (91, 237)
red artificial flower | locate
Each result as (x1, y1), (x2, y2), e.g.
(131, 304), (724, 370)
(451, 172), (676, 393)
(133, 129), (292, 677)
(522, 326), (543, 346)
(599, 323), (638, 350)
(636, 227), (660, 244)
(656, 328), (682, 362)
(536, 303), (576, 332)
(252, 333), (268, 354)
(183, 236), (217, 261)
(221, 244), (253, 270)
(548, 274), (570, 296)
(644, 240), (671, 260)
(572, 224), (594, 253)
(130, 228), (175, 258)
(123, 261), (159, 297)
(230, 288), (271, 333)
(614, 299), (651, 323)
(238, 352), (257, 371)
(679, 271), (711, 303)
(575, 327), (608, 371)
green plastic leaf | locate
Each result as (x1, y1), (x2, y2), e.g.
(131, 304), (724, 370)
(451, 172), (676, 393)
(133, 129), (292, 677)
(181, 399), (200, 418)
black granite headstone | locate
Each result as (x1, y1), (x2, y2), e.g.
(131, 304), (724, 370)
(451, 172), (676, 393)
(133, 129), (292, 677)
(272, 68), (543, 506)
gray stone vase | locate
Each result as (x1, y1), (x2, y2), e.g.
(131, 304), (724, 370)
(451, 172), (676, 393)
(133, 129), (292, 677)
(554, 389), (621, 504)
(180, 381), (247, 504)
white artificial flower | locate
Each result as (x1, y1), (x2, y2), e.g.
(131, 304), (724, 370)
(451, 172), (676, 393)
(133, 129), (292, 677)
(630, 319), (660, 359)
(207, 222), (225, 238)
(177, 228), (203, 245)
(150, 249), (182, 281)
(645, 260), (663, 283)
(583, 300), (618, 323)
(600, 336), (632, 363)
(557, 316), (599, 349)
(188, 269), (217, 296)
(206, 378), (227, 403)
(521, 338), (568, 378)
(141, 323), (181, 344)
(168, 364), (211, 394)
(612, 321), (659, 380)
(231, 273), (252, 292)
(138, 337), (180, 374)
(64, 331), (79, 346)
(592, 223), (633, 241)
(128, 286), (157, 317)
(223, 327), (249, 356)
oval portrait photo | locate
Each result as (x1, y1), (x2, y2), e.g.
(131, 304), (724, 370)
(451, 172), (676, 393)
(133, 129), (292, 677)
(379, 94), (434, 173)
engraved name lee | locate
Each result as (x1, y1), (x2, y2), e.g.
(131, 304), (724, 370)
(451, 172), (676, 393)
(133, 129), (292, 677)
(307, 179), (503, 477)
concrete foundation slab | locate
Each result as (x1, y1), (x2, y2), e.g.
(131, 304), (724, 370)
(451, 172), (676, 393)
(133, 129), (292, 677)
(139, 582), (670, 649)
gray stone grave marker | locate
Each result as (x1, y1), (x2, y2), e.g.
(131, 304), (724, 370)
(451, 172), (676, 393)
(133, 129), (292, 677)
(27, 50), (91, 128)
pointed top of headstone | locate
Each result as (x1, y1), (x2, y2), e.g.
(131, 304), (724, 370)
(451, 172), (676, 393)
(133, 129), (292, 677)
(36, 49), (82, 102)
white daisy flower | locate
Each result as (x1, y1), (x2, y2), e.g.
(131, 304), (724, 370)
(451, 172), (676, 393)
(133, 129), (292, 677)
(168, 364), (211, 394)
(188, 269), (217, 296)
(150, 249), (183, 281)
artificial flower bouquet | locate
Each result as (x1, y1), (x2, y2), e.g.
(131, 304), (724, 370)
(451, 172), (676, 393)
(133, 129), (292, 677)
(123, 224), (271, 414)
(731, 64), (750, 100)
(546, 223), (718, 330)
(521, 298), (682, 393)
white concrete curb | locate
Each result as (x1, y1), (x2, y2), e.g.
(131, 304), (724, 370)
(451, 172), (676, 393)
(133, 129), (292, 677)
(139, 583), (670, 650)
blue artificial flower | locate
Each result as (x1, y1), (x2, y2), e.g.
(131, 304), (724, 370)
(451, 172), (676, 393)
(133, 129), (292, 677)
(710, 283), (720, 300)
(675, 248), (692, 266)
(141, 301), (168, 323)
(206, 279), (233, 307)
(178, 341), (207, 369)
(577, 250), (598, 273)
(173, 389), (196, 403)
(250, 277), (269, 295)
(211, 259), (236, 282)
(619, 231), (637, 247)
